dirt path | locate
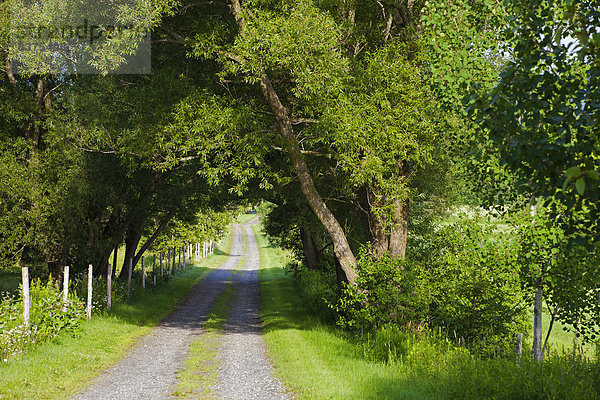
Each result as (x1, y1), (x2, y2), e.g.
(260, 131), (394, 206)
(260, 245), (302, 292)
(73, 221), (288, 399)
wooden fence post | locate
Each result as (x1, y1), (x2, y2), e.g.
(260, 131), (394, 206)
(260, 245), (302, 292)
(516, 333), (523, 357)
(153, 254), (156, 286)
(62, 265), (70, 312)
(160, 253), (164, 280)
(172, 247), (175, 274)
(21, 267), (30, 327)
(86, 264), (93, 321)
(127, 258), (133, 297)
(142, 255), (146, 289)
(107, 263), (112, 310)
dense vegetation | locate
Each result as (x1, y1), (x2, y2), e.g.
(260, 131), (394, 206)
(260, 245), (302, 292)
(0, 0), (599, 397)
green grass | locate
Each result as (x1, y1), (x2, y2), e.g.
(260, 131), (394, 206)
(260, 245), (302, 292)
(236, 212), (259, 224)
(255, 223), (600, 400)
(0, 229), (236, 400)
(254, 223), (430, 400)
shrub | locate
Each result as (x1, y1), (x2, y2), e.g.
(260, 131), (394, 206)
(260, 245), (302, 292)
(0, 279), (85, 362)
(333, 251), (432, 333)
(285, 261), (337, 321)
(426, 218), (529, 356)
(334, 218), (528, 356)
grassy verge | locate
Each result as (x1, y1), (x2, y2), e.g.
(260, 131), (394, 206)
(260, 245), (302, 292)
(255, 223), (600, 400)
(0, 229), (236, 400)
(254, 223), (427, 399)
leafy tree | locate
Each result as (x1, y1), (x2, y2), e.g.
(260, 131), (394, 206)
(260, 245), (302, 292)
(158, 0), (483, 285)
(470, 0), (600, 355)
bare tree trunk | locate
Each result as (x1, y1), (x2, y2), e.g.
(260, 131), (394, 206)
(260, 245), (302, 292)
(300, 227), (318, 270)
(112, 244), (118, 278)
(119, 224), (143, 280)
(388, 196), (409, 257)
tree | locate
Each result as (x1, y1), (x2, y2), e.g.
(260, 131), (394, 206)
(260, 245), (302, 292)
(471, 0), (600, 353)
(157, 0), (478, 284)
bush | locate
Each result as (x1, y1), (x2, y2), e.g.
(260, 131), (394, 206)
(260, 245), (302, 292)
(285, 261), (337, 321)
(0, 279), (85, 362)
(333, 218), (528, 357)
(427, 219), (528, 356)
(333, 252), (432, 333)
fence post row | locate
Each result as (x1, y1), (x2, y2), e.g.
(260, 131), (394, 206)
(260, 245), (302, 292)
(19, 234), (220, 324)
(86, 264), (93, 321)
(21, 266), (30, 327)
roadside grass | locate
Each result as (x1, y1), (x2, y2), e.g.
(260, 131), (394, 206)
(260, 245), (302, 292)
(254, 223), (430, 400)
(255, 223), (600, 400)
(0, 228), (235, 400)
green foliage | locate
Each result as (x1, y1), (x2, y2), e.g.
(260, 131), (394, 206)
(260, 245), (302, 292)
(513, 205), (600, 341)
(259, 231), (600, 400)
(333, 252), (431, 333)
(419, 351), (600, 400)
(0, 279), (85, 362)
(285, 261), (337, 320)
(421, 0), (506, 109)
(470, 0), (600, 235)
(361, 323), (468, 364)
(428, 219), (528, 355)
(330, 218), (527, 356)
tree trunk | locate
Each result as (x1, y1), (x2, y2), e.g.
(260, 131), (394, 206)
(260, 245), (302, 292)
(48, 260), (63, 284)
(229, 0), (358, 285)
(388, 196), (409, 257)
(119, 224), (144, 280)
(257, 74), (358, 283)
(300, 227), (318, 270)
(533, 278), (543, 361)
(334, 256), (349, 296)
(366, 190), (389, 257)
(109, 244), (116, 277)
(364, 161), (410, 258)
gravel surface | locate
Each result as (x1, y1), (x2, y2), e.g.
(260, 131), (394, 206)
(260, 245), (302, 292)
(72, 225), (245, 400)
(73, 220), (290, 400)
(214, 222), (290, 400)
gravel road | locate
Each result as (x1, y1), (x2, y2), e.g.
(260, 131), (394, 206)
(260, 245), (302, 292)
(72, 221), (288, 399)
(214, 222), (289, 400)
